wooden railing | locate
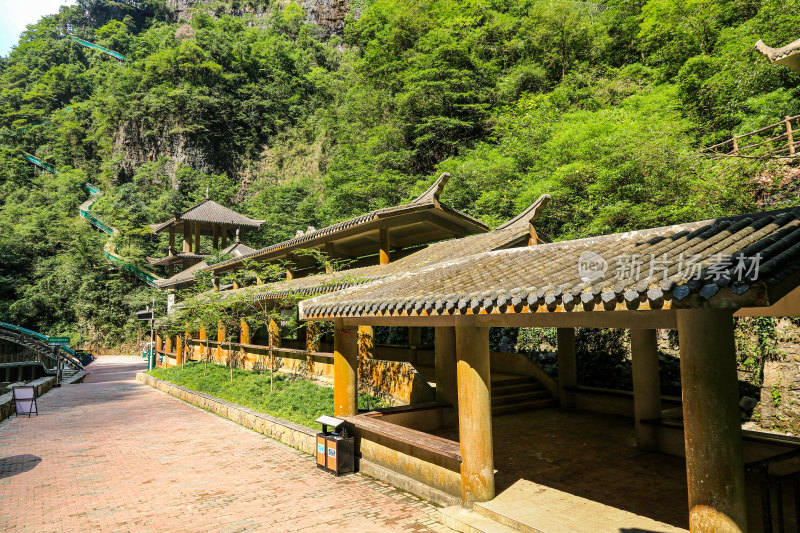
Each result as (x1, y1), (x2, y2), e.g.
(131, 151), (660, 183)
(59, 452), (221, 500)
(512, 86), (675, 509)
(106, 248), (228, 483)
(701, 115), (800, 159)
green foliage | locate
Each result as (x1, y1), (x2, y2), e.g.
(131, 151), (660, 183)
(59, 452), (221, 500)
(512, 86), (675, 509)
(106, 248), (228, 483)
(148, 361), (387, 427)
(1, 0), (799, 346)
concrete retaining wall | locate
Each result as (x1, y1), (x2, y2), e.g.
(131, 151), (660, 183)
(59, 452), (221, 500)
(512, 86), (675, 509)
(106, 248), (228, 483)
(136, 372), (317, 455)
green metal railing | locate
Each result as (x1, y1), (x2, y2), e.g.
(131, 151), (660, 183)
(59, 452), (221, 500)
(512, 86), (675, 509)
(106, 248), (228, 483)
(69, 36), (127, 61)
(0, 321), (77, 356)
(23, 153), (57, 173)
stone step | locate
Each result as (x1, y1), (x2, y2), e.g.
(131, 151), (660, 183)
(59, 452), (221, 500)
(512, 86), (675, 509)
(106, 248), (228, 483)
(491, 398), (558, 416)
(473, 480), (687, 533)
(491, 381), (543, 395)
(490, 376), (538, 387)
(438, 506), (520, 533)
(491, 390), (551, 406)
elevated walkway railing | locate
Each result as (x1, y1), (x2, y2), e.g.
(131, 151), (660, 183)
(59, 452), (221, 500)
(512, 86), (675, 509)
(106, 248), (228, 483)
(69, 36), (127, 61)
(701, 115), (800, 159)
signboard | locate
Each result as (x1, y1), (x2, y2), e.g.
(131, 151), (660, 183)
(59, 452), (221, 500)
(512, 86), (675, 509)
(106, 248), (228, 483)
(47, 337), (70, 346)
(13, 386), (37, 417)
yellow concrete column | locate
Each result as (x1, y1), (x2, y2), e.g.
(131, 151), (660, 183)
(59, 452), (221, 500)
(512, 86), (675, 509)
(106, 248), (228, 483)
(677, 309), (746, 532)
(333, 319), (358, 417)
(175, 335), (183, 366)
(357, 325), (374, 383)
(306, 321), (321, 352)
(286, 269), (294, 281)
(217, 321), (225, 362)
(456, 325), (494, 505)
(199, 327), (207, 359)
(379, 228), (390, 265)
(325, 242), (335, 273)
(557, 328), (576, 407)
(240, 319), (251, 345)
(268, 318), (281, 348)
(631, 329), (661, 452)
(256, 277), (263, 286)
(213, 278), (219, 292)
(435, 326), (458, 427)
(232, 279), (240, 290)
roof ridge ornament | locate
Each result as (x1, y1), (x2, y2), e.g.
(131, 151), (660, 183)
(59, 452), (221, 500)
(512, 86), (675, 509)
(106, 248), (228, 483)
(412, 172), (450, 207)
(755, 37), (800, 74)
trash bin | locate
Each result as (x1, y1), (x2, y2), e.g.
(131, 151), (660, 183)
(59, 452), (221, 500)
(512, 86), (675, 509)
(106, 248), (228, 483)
(315, 415), (354, 476)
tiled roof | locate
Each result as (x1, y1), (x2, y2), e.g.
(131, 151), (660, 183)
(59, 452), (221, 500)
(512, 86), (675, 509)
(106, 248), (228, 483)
(299, 207), (800, 319)
(220, 240), (256, 257)
(155, 260), (210, 288)
(150, 200), (264, 233)
(206, 173), (487, 272)
(219, 195), (551, 302)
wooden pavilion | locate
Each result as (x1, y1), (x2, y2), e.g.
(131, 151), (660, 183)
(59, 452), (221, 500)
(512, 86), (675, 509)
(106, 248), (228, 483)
(149, 196), (264, 278)
(298, 206), (800, 532)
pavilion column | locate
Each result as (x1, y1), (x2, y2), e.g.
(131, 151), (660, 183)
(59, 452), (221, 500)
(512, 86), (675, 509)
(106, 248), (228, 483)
(217, 321), (225, 362)
(631, 329), (661, 452)
(175, 335), (183, 366)
(379, 228), (390, 265)
(358, 326), (374, 385)
(240, 319), (251, 345)
(557, 328), (576, 407)
(456, 325), (494, 505)
(183, 224), (191, 252)
(213, 225), (219, 250)
(168, 264), (175, 277)
(194, 222), (201, 253)
(325, 242), (335, 273)
(199, 327), (207, 359)
(333, 319), (358, 417)
(408, 326), (422, 364)
(435, 326), (458, 427)
(221, 225), (228, 248)
(169, 227), (175, 250)
(677, 309), (746, 532)
(306, 321), (320, 351)
(165, 336), (173, 366)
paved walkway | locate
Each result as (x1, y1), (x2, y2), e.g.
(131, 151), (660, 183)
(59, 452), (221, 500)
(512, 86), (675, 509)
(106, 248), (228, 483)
(0, 356), (449, 532)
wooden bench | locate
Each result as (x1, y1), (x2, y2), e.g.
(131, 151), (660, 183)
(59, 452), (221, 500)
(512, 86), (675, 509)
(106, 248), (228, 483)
(345, 413), (462, 462)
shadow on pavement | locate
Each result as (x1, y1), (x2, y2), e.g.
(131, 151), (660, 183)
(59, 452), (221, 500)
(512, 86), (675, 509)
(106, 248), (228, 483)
(0, 454), (42, 479)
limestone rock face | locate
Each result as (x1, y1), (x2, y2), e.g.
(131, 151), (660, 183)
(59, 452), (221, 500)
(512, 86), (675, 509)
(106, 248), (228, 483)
(166, 0), (354, 36)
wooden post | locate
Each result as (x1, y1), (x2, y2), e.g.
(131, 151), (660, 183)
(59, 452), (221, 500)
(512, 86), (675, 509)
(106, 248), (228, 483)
(256, 277), (263, 286)
(232, 279), (240, 290)
(557, 328), (576, 407)
(435, 326), (458, 427)
(213, 224), (219, 250)
(221, 225), (227, 248)
(677, 309), (747, 532)
(194, 221), (201, 253)
(357, 325), (374, 384)
(333, 319), (358, 417)
(786, 116), (795, 155)
(183, 223), (191, 252)
(240, 319), (251, 345)
(731, 135), (739, 155)
(379, 228), (390, 265)
(168, 263), (175, 277)
(213, 278), (219, 292)
(631, 329), (661, 452)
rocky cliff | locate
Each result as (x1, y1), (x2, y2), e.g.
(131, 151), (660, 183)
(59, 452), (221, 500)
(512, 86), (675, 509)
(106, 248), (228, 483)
(166, 0), (353, 36)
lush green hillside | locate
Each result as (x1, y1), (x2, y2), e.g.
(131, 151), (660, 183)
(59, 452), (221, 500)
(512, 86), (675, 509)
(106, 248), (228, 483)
(0, 0), (799, 345)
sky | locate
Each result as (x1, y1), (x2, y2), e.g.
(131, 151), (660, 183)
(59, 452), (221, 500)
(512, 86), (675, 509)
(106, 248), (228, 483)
(0, 0), (76, 56)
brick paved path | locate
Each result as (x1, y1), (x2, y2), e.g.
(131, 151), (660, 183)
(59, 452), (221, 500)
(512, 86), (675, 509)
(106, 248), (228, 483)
(0, 356), (449, 532)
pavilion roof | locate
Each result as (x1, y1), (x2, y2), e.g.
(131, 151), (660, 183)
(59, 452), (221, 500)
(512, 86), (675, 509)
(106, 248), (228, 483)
(299, 207), (800, 320)
(150, 199), (265, 234)
(207, 173), (489, 274)
(155, 260), (210, 289)
(214, 195), (551, 302)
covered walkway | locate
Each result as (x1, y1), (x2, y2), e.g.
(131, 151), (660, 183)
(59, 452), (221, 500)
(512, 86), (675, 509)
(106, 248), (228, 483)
(0, 356), (448, 532)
